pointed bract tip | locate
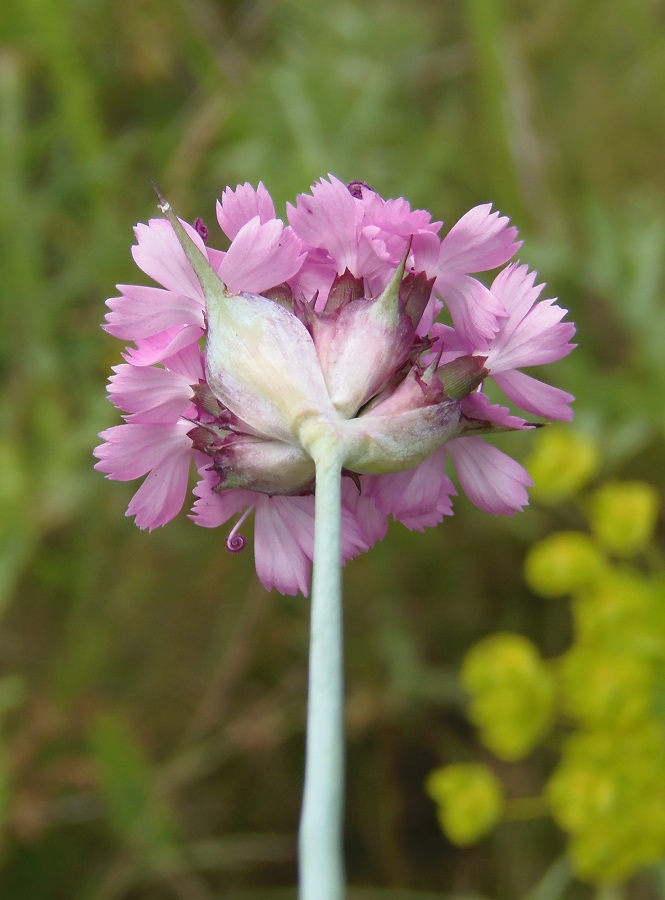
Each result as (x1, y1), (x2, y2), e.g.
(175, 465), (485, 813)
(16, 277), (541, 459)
(152, 182), (169, 212)
(375, 238), (414, 320)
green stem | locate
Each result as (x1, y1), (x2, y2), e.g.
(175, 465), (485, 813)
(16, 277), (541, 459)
(298, 436), (345, 900)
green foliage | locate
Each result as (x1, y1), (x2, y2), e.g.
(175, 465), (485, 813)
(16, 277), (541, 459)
(2, 0), (665, 896)
(88, 712), (178, 862)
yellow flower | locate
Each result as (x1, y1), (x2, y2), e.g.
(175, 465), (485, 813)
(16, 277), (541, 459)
(425, 762), (504, 846)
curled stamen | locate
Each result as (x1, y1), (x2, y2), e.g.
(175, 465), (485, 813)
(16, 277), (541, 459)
(226, 507), (253, 553)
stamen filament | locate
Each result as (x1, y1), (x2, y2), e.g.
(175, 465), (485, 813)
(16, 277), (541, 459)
(226, 507), (252, 553)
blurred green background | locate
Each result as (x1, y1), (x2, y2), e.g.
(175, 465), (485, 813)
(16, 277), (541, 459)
(2, 0), (665, 897)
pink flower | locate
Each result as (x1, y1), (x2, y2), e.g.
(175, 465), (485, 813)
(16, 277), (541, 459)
(95, 177), (575, 594)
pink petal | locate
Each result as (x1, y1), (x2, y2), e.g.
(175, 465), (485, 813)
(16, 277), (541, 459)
(253, 493), (373, 594)
(490, 263), (543, 317)
(104, 285), (204, 339)
(411, 230), (443, 274)
(447, 437), (532, 515)
(219, 218), (306, 294)
(216, 182), (277, 241)
(438, 204), (520, 273)
(107, 364), (196, 423)
(287, 175), (361, 274)
(461, 391), (532, 430)
(290, 249), (337, 309)
(430, 322), (469, 361)
(123, 325), (204, 366)
(340, 497), (379, 561)
(485, 264), (576, 371)
(437, 273), (506, 347)
(132, 218), (207, 298)
(253, 495), (315, 596)
(356, 225), (393, 280)
(366, 447), (457, 531)
(190, 467), (256, 529)
(341, 479), (389, 550)
(161, 341), (205, 379)
(362, 194), (442, 237)
(125, 442), (193, 529)
(93, 421), (192, 481)
(493, 369), (575, 421)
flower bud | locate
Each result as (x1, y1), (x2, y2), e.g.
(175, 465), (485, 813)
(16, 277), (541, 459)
(157, 193), (337, 444)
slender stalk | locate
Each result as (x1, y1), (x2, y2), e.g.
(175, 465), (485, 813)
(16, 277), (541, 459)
(298, 436), (346, 900)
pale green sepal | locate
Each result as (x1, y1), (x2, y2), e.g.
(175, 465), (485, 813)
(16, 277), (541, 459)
(155, 188), (228, 297)
(155, 191), (338, 445)
(371, 239), (412, 326)
(338, 399), (462, 474)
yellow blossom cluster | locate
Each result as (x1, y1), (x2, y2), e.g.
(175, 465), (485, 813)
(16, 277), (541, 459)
(426, 430), (665, 884)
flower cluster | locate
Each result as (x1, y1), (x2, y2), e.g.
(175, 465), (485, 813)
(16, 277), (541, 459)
(428, 434), (665, 885)
(94, 176), (575, 594)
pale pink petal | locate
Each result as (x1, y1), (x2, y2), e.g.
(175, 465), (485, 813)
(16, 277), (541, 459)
(193, 475), (368, 594)
(415, 297), (443, 338)
(461, 391), (532, 430)
(485, 264), (576, 371)
(132, 218), (207, 298)
(219, 218), (306, 294)
(356, 225), (393, 279)
(216, 182), (276, 240)
(253, 495), (315, 596)
(123, 325), (204, 366)
(362, 193), (442, 237)
(107, 364), (195, 423)
(339, 497), (378, 561)
(207, 247), (227, 278)
(438, 204), (520, 273)
(366, 447), (457, 531)
(104, 285), (204, 339)
(125, 442), (193, 529)
(161, 342), (205, 380)
(93, 421), (192, 480)
(429, 322), (468, 361)
(290, 250), (337, 310)
(493, 370), (574, 421)
(190, 466), (256, 529)
(287, 175), (361, 274)
(252, 493), (377, 594)
(447, 437), (532, 515)
(490, 263), (543, 317)
(411, 230), (443, 274)
(341, 479), (389, 550)
(437, 273), (506, 347)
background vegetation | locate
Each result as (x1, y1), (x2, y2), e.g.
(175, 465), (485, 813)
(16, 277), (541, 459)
(1, 0), (665, 897)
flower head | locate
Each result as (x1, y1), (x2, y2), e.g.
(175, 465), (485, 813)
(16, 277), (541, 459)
(95, 176), (575, 594)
